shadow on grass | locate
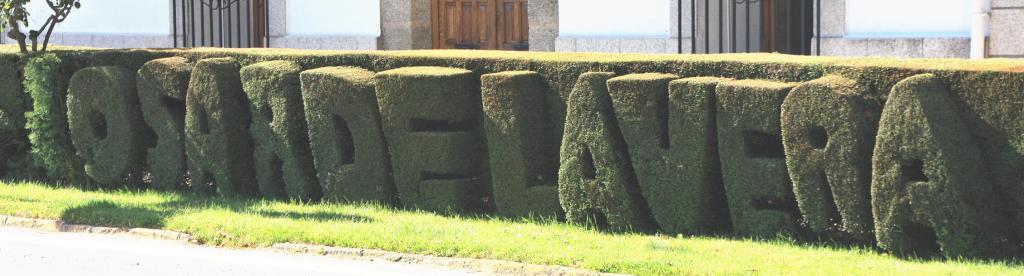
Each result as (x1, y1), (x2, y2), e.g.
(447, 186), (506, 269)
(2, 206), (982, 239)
(58, 191), (374, 230)
(60, 200), (167, 228)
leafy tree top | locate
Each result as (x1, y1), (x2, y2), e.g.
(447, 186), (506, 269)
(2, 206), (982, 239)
(2, 0), (81, 53)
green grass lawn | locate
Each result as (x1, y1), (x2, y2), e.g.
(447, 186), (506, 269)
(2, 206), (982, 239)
(0, 181), (1020, 275)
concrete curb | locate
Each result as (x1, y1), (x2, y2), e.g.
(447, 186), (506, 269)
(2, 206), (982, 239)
(271, 243), (622, 276)
(0, 215), (193, 241)
(0, 215), (621, 276)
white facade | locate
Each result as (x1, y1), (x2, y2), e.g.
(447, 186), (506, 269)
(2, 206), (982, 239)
(558, 0), (671, 37)
(285, 0), (380, 36)
(845, 0), (973, 38)
(275, 0), (381, 49)
(27, 0), (172, 35)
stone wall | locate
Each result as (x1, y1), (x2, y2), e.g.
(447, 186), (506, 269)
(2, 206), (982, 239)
(528, 0), (559, 51)
(380, 0), (432, 50)
(989, 0), (1024, 58)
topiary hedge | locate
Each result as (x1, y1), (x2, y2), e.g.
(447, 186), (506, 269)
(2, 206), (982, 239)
(184, 58), (258, 197)
(375, 66), (492, 213)
(715, 79), (800, 237)
(481, 71), (561, 218)
(558, 72), (656, 233)
(136, 57), (191, 190)
(301, 66), (395, 204)
(23, 54), (89, 185)
(241, 60), (320, 201)
(871, 74), (1013, 257)
(0, 54), (37, 179)
(1, 47), (1022, 257)
(66, 66), (148, 187)
(781, 75), (879, 240)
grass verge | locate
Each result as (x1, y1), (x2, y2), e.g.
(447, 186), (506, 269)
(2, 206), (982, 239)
(0, 180), (1021, 275)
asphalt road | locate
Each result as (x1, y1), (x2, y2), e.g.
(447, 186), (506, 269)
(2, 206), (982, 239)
(0, 226), (476, 276)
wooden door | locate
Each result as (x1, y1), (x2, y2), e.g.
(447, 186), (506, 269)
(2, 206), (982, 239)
(432, 0), (529, 50)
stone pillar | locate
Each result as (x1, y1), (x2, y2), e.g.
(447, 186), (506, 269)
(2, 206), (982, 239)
(380, 0), (432, 50)
(988, 0), (1024, 57)
(268, 0), (288, 47)
(815, 0), (846, 56)
(528, 0), (558, 51)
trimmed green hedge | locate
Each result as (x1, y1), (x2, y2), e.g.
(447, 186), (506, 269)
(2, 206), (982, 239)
(716, 79), (800, 237)
(558, 72), (656, 233)
(0, 54), (37, 179)
(871, 74), (1013, 257)
(301, 67), (395, 204)
(1, 48), (1022, 257)
(781, 75), (879, 240)
(668, 77), (733, 234)
(66, 66), (148, 187)
(481, 71), (561, 218)
(23, 54), (88, 184)
(137, 57), (191, 190)
(241, 60), (320, 201)
(184, 58), (258, 197)
(375, 67), (492, 213)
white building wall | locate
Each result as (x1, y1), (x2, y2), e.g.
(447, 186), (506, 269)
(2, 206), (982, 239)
(8, 0), (175, 48)
(275, 0), (381, 50)
(818, 0), (974, 58)
(555, 0), (683, 53)
(845, 0), (973, 38)
(559, 0), (670, 37)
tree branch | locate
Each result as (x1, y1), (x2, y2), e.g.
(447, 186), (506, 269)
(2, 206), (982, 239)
(5, 17), (27, 53)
